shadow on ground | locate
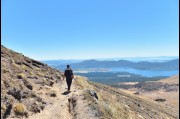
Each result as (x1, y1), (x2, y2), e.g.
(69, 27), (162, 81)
(61, 91), (71, 95)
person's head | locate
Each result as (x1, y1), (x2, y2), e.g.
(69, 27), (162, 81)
(67, 65), (70, 68)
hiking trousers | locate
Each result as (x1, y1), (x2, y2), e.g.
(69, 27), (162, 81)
(66, 78), (72, 90)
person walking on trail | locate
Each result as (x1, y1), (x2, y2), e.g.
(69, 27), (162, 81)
(64, 65), (74, 92)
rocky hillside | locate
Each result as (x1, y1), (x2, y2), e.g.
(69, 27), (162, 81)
(1, 45), (179, 119)
(112, 75), (179, 116)
(75, 77), (179, 119)
(1, 45), (64, 118)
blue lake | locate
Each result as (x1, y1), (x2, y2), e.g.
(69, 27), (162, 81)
(109, 67), (179, 77)
(60, 67), (179, 77)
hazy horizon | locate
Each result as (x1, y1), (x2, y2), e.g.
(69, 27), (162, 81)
(41, 56), (179, 61)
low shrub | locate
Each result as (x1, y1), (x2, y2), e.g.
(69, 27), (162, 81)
(14, 103), (25, 115)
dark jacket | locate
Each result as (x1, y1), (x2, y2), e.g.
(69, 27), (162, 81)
(64, 68), (73, 79)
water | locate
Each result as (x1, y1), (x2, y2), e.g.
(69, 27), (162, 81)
(109, 67), (179, 77)
(58, 67), (179, 77)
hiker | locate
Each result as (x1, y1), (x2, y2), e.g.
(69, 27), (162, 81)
(64, 65), (74, 92)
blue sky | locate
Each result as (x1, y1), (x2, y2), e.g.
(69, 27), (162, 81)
(2, 0), (179, 60)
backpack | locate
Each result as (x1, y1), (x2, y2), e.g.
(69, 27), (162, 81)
(64, 68), (73, 78)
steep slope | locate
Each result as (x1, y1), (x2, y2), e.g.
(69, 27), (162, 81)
(75, 77), (179, 119)
(1, 45), (64, 118)
(1, 45), (179, 119)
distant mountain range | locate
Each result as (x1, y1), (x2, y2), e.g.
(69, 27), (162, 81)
(41, 56), (179, 65)
(55, 59), (179, 71)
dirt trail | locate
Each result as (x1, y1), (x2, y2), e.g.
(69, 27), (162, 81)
(28, 80), (76, 119)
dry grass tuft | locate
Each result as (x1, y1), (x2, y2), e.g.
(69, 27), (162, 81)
(97, 91), (127, 119)
(14, 103), (26, 115)
(1, 105), (7, 111)
(75, 76), (94, 90)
